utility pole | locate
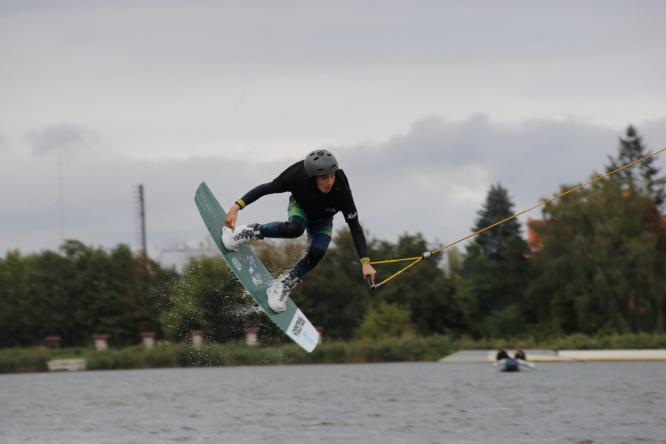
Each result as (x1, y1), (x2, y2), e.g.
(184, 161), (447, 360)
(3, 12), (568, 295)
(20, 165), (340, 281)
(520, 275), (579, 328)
(137, 184), (147, 258)
(58, 155), (65, 242)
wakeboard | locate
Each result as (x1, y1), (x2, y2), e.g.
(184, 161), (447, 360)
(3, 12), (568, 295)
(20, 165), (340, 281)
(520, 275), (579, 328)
(194, 182), (320, 352)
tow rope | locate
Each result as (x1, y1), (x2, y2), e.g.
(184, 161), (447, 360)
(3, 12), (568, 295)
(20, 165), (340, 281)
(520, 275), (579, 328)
(367, 146), (666, 289)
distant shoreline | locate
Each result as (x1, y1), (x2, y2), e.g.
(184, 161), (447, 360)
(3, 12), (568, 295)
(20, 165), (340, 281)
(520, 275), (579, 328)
(2, 333), (666, 374)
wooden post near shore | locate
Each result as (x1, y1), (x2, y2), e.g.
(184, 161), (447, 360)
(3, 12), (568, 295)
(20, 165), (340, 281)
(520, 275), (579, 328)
(140, 331), (156, 349)
(244, 328), (259, 346)
(191, 330), (204, 348)
(92, 334), (110, 351)
(44, 336), (61, 349)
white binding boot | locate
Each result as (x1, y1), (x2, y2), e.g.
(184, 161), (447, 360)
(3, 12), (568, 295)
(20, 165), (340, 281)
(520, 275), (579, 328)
(266, 270), (300, 313)
(221, 223), (262, 252)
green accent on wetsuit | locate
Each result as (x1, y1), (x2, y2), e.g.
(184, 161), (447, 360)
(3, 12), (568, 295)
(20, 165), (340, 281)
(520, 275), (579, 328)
(288, 197), (332, 238)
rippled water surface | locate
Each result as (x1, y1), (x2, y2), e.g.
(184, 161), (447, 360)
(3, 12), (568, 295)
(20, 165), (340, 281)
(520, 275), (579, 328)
(1, 362), (665, 443)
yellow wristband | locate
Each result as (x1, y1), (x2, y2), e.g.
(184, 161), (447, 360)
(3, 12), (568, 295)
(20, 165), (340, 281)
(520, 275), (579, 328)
(235, 199), (246, 209)
(360, 257), (370, 264)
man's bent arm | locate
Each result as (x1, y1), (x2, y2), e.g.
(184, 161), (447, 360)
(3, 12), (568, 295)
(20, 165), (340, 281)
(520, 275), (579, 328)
(235, 182), (282, 209)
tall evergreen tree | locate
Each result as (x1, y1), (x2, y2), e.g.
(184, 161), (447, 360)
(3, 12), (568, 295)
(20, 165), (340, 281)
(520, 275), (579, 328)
(607, 125), (666, 210)
(461, 183), (529, 337)
(473, 184), (525, 259)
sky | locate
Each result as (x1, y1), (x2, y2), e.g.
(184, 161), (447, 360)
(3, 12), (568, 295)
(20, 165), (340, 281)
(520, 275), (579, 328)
(1, 0), (666, 262)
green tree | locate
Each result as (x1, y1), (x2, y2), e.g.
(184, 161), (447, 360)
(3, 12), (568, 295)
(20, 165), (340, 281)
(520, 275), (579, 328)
(526, 179), (665, 334)
(0, 250), (72, 347)
(472, 183), (525, 259)
(461, 183), (530, 337)
(59, 241), (176, 346)
(354, 301), (414, 339)
(164, 256), (254, 342)
(293, 228), (373, 339)
(375, 233), (465, 336)
(0, 241), (177, 348)
(255, 228), (465, 339)
(607, 125), (666, 210)
(0, 252), (28, 345)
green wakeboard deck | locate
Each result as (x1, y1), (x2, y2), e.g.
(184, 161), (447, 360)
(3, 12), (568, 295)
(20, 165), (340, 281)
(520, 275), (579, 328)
(194, 182), (319, 352)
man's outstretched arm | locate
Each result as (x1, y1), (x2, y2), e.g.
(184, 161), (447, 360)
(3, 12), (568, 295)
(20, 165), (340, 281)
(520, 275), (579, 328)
(346, 216), (376, 282)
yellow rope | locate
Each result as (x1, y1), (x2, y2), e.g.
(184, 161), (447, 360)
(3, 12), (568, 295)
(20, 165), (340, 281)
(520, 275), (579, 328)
(369, 146), (666, 289)
(369, 256), (421, 265)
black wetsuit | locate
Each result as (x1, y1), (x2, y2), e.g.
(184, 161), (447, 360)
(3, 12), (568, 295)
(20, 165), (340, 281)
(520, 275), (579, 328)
(236, 161), (369, 278)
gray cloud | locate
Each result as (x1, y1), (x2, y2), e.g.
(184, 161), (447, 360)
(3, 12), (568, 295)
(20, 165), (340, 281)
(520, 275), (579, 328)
(345, 116), (624, 232)
(6, 1), (664, 67)
(3, 1), (665, 267)
(27, 124), (99, 158)
(642, 119), (666, 149)
(2, 116), (664, 258)
(2, 0), (665, 164)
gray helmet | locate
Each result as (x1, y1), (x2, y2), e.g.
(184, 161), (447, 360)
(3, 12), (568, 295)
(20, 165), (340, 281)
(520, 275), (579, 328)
(304, 149), (339, 177)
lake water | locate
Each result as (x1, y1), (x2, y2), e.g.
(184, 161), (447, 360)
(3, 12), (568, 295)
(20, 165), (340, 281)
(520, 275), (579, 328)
(1, 362), (665, 444)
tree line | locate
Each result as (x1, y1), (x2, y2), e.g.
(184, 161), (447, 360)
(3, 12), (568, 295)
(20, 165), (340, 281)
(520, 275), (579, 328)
(0, 126), (664, 348)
